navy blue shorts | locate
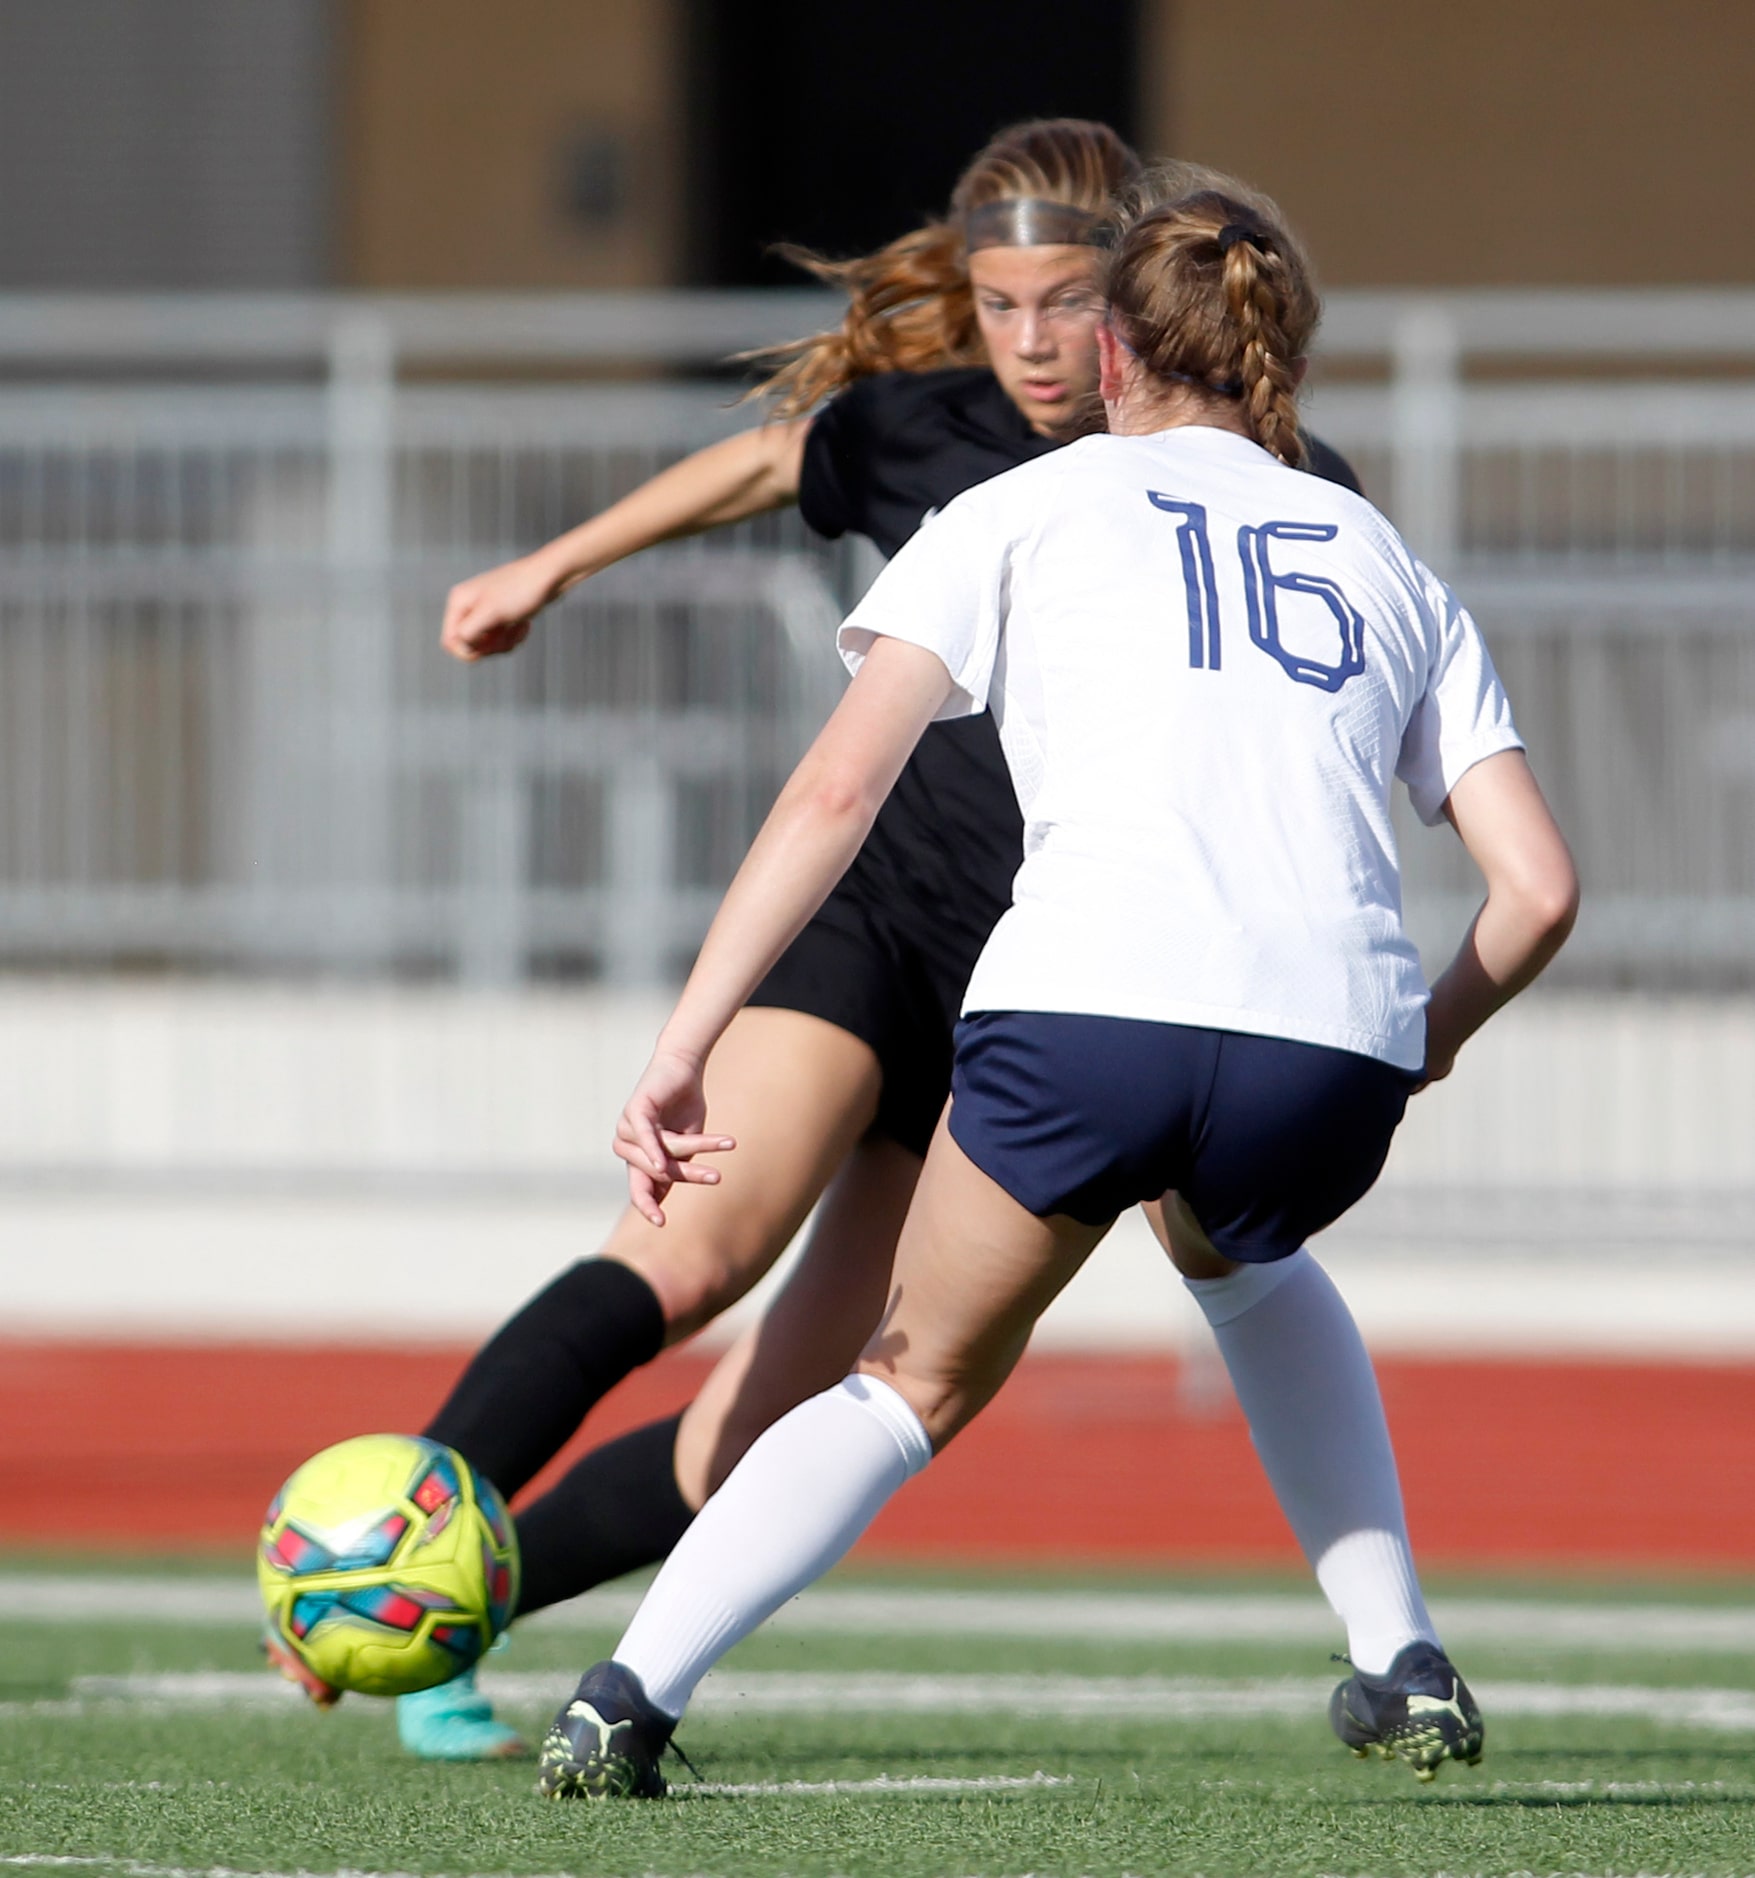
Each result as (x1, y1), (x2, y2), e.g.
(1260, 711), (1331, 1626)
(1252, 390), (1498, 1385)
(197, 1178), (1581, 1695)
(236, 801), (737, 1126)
(948, 1011), (1417, 1261)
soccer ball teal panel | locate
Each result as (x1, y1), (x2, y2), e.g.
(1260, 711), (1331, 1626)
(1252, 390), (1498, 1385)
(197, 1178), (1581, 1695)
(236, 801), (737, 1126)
(258, 1433), (520, 1698)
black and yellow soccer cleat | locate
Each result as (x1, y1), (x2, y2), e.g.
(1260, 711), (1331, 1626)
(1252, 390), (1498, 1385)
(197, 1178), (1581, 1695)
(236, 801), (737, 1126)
(536, 1660), (674, 1800)
(1329, 1641), (1484, 1782)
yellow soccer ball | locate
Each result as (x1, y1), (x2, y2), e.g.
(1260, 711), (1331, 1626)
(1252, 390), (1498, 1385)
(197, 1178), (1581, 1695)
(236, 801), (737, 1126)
(258, 1433), (519, 1698)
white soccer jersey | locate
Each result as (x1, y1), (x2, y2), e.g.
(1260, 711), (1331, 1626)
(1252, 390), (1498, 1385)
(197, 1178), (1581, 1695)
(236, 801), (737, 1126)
(838, 425), (1523, 1071)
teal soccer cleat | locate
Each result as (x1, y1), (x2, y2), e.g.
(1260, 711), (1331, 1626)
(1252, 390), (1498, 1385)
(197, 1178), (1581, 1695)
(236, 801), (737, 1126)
(397, 1662), (528, 1761)
(1329, 1640), (1484, 1781)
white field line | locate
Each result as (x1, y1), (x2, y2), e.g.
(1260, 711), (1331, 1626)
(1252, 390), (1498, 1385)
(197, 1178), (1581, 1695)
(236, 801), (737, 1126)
(17, 1775), (1755, 1804)
(679, 1771), (1076, 1797)
(11, 1574), (1755, 1655)
(0, 1865), (642, 1878)
(1492, 1778), (1738, 1795)
(4, 1772), (1072, 1801)
(1203, 1775), (1744, 1796)
(0, 1866), (517, 1878)
(3, 1866), (1738, 1878)
(35, 1668), (1755, 1734)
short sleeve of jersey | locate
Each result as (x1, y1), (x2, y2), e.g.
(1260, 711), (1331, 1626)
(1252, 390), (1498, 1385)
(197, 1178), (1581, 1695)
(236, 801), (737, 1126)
(1396, 568), (1526, 825)
(796, 383), (878, 541)
(836, 485), (1012, 721)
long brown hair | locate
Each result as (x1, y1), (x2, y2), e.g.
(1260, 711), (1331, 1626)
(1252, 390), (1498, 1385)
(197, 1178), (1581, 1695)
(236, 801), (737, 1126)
(748, 119), (1140, 419)
(1102, 166), (1319, 467)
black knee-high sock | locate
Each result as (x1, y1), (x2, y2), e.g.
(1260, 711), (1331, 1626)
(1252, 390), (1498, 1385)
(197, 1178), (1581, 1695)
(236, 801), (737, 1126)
(511, 1413), (694, 1618)
(424, 1259), (665, 1499)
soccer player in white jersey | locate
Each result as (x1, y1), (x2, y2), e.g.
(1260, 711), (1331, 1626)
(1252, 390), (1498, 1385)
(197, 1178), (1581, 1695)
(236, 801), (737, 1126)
(533, 173), (1579, 1800)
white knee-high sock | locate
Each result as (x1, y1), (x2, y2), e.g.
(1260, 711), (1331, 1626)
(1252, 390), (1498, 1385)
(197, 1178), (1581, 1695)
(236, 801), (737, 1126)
(1183, 1249), (1438, 1675)
(612, 1375), (932, 1717)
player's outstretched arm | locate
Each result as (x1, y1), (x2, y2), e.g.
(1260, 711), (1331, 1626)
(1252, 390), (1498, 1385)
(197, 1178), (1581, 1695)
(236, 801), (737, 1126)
(439, 418), (813, 663)
(1421, 749), (1579, 1086)
(615, 635), (954, 1223)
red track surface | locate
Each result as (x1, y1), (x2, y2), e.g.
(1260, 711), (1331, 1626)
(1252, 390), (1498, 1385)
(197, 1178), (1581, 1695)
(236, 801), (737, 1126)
(5, 1339), (1755, 1570)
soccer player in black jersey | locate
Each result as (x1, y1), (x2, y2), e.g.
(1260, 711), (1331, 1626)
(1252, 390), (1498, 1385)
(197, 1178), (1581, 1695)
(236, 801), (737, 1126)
(321, 124), (1437, 1766)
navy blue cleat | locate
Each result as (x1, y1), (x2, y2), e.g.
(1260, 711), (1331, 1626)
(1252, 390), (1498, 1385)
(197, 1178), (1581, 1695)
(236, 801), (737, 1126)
(536, 1661), (675, 1800)
(1329, 1641), (1484, 1781)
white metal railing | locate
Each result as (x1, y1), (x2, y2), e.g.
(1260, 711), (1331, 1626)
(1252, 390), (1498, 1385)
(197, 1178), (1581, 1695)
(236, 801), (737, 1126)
(0, 289), (1752, 987)
(0, 297), (864, 986)
(1314, 292), (1755, 984)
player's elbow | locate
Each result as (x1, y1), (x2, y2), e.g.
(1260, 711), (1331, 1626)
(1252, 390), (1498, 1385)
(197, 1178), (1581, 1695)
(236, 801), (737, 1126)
(1505, 849), (1580, 950)
(811, 769), (886, 829)
(790, 754), (885, 830)
(1540, 864), (1581, 946)
(750, 416), (810, 504)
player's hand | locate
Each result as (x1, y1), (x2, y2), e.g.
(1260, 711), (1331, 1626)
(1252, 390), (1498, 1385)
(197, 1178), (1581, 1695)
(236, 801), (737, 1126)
(614, 1047), (736, 1226)
(439, 554), (559, 662)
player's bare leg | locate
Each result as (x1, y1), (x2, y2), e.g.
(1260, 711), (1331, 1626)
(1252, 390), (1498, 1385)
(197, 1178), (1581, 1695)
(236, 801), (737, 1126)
(605, 1006), (885, 1340)
(424, 1004), (882, 1501)
(1142, 1192), (1235, 1278)
(674, 1132), (922, 1504)
(539, 1122), (1109, 1797)
(853, 1119), (1109, 1445)
(403, 1007), (880, 1760)
(507, 1131), (921, 1631)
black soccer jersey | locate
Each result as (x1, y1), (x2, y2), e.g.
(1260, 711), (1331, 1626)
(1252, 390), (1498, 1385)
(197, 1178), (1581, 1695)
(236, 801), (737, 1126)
(798, 366), (1059, 559)
(751, 366), (1364, 1155)
(798, 370), (1045, 997)
(799, 366), (1363, 552)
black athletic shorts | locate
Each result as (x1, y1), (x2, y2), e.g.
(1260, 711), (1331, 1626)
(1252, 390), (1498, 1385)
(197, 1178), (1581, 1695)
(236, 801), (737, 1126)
(950, 1011), (1418, 1257)
(748, 884), (968, 1159)
(748, 705), (1021, 1160)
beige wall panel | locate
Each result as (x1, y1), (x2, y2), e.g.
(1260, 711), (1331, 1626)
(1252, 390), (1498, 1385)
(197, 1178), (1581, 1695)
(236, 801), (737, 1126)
(1146, 0), (1755, 285)
(340, 0), (681, 287)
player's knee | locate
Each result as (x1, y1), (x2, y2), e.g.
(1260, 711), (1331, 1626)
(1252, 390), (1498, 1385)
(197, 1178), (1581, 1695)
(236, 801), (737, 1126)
(605, 1229), (773, 1342)
(637, 1260), (753, 1342)
(854, 1359), (992, 1453)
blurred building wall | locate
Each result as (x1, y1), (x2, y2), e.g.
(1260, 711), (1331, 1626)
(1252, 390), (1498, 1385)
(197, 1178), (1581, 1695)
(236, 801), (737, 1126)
(337, 0), (684, 288)
(0, 0), (332, 288)
(1146, 0), (1755, 285)
(7, 3), (1746, 293)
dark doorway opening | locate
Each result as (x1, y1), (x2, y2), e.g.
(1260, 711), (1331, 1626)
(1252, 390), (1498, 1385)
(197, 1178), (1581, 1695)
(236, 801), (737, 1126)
(684, 0), (1141, 286)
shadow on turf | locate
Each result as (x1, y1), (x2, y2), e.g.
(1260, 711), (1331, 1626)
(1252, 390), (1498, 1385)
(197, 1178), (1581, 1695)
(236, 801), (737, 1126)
(1345, 1747), (1755, 1810)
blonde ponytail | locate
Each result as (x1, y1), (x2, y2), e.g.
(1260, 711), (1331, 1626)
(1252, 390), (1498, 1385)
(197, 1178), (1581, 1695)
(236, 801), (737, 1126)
(744, 224), (978, 421)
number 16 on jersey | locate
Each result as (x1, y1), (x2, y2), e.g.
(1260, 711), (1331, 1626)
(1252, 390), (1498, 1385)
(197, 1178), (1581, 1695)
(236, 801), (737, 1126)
(1149, 491), (1367, 694)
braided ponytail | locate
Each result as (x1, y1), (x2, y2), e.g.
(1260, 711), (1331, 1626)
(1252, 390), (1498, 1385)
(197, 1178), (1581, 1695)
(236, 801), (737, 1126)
(1103, 175), (1319, 467)
(1220, 235), (1307, 467)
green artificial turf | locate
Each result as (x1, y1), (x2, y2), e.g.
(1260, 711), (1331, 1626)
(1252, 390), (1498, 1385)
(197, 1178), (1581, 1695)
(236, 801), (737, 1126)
(5, 1561), (1755, 1878)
